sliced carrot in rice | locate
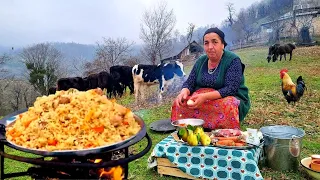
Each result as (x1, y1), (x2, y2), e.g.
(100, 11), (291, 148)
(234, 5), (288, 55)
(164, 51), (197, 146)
(48, 139), (58, 146)
(92, 126), (104, 133)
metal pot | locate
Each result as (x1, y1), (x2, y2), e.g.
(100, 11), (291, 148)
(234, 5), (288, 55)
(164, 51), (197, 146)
(260, 125), (305, 171)
(3, 111), (146, 156)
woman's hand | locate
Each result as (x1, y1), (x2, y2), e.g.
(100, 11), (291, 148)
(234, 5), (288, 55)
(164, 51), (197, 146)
(187, 93), (207, 109)
(176, 88), (190, 107)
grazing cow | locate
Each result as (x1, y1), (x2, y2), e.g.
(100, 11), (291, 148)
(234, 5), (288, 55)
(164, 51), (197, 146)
(110, 71), (124, 97)
(82, 76), (89, 91)
(86, 74), (99, 90)
(132, 61), (185, 103)
(110, 65), (134, 96)
(267, 43), (296, 62)
(97, 71), (119, 98)
(57, 77), (86, 91)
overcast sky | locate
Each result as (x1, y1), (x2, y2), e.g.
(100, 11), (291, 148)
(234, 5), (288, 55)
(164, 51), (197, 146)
(0, 0), (259, 47)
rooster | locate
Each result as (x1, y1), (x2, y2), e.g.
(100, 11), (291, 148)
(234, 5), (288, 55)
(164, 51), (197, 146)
(280, 69), (307, 104)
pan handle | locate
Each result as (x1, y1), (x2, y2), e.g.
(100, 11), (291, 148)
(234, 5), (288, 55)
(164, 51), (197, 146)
(0, 124), (6, 142)
(0, 133), (152, 168)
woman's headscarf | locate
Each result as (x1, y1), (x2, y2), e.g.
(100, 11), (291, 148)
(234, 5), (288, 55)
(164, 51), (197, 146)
(203, 27), (228, 47)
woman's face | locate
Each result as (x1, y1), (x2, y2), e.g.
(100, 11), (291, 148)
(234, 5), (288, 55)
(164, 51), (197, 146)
(203, 32), (224, 61)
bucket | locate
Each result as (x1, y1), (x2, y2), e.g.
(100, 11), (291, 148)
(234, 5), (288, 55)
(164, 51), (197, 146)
(260, 125), (305, 171)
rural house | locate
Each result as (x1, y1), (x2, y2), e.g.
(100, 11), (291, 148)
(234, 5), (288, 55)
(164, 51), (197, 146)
(161, 41), (204, 63)
(260, 0), (320, 43)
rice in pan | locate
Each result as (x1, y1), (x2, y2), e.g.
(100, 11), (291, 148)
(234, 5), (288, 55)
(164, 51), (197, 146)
(6, 88), (141, 151)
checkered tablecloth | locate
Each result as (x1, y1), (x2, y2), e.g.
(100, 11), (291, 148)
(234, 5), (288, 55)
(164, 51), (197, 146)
(148, 135), (263, 180)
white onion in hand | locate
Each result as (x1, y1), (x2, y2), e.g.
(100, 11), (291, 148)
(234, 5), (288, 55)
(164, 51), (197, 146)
(187, 99), (195, 106)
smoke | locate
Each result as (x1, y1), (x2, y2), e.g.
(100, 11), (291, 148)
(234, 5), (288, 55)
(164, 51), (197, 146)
(146, 75), (188, 103)
(220, 25), (236, 50)
(163, 76), (188, 97)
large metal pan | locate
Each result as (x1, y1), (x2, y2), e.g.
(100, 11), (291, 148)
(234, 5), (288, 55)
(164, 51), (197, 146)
(3, 110), (146, 156)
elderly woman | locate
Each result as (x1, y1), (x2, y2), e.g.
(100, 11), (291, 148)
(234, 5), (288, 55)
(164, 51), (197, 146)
(171, 27), (250, 130)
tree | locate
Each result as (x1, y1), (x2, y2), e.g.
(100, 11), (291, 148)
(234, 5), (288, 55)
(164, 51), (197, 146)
(186, 23), (195, 45)
(257, 2), (268, 19)
(180, 35), (186, 44)
(123, 55), (140, 67)
(226, 2), (235, 26)
(72, 56), (91, 77)
(0, 79), (10, 114)
(173, 29), (180, 43)
(83, 58), (110, 76)
(6, 80), (37, 112)
(20, 43), (63, 95)
(197, 31), (203, 45)
(83, 37), (134, 75)
(9, 81), (24, 111)
(140, 1), (176, 64)
(95, 37), (134, 69)
(22, 84), (36, 108)
(0, 53), (11, 74)
(233, 10), (254, 42)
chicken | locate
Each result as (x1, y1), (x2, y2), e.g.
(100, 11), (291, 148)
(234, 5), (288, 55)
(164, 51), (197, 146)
(280, 69), (307, 104)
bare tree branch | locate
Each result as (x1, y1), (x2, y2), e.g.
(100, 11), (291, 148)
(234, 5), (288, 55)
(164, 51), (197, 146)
(0, 79), (10, 113)
(140, 1), (176, 64)
(226, 2), (235, 26)
(9, 81), (23, 111)
(20, 43), (64, 95)
(186, 23), (195, 45)
(0, 53), (11, 74)
(197, 31), (204, 45)
(173, 29), (180, 43)
(72, 56), (90, 77)
(82, 37), (135, 76)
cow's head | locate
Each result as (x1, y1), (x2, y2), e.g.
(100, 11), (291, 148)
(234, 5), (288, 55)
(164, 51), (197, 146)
(267, 43), (280, 62)
(173, 61), (186, 77)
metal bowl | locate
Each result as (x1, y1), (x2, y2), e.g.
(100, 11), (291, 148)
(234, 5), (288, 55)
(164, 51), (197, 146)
(301, 157), (320, 179)
(171, 118), (204, 129)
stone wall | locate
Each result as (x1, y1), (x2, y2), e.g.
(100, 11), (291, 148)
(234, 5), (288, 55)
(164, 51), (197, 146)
(312, 16), (320, 35)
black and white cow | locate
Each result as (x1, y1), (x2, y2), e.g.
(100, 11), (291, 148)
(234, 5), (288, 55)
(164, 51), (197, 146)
(132, 61), (185, 103)
(110, 65), (134, 96)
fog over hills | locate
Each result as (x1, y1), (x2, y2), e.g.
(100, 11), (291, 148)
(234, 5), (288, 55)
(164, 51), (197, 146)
(0, 41), (188, 78)
(0, 25), (212, 78)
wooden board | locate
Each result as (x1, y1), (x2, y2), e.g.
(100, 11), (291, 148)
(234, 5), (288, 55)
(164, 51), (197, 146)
(157, 158), (200, 180)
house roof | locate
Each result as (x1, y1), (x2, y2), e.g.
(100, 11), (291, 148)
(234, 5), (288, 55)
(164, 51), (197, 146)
(161, 40), (203, 62)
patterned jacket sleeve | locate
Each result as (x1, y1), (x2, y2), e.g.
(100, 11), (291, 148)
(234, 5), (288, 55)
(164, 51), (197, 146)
(217, 58), (243, 97)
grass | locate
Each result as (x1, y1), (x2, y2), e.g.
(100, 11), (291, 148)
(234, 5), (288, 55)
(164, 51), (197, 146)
(2, 46), (320, 179)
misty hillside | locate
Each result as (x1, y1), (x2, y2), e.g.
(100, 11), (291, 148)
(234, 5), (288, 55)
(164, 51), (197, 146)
(2, 0), (314, 78)
(0, 41), (190, 78)
(52, 43), (97, 60)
